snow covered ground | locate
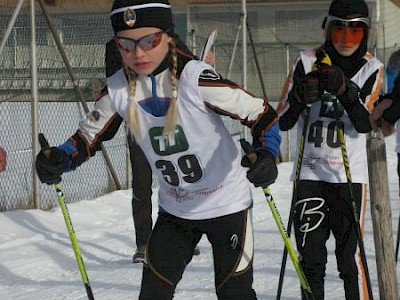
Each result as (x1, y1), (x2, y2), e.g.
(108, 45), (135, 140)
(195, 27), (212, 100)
(1, 135), (399, 299)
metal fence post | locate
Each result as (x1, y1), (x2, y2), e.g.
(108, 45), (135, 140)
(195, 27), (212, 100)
(31, 0), (41, 209)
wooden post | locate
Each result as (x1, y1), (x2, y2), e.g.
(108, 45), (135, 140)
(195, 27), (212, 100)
(366, 131), (399, 299)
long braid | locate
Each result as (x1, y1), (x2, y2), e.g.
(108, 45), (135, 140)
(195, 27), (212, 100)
(127, 68), (140, 137)
(164, 41), (178, 137)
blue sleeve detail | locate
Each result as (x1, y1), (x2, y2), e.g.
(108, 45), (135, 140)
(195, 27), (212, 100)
(58, 140), (76, 172)
(255, 122), (281, 159)
(59, 139), (76, 155)
(386, 68), (400, 93)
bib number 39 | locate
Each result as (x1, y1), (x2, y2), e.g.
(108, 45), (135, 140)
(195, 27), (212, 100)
(155, 154), (203, 186)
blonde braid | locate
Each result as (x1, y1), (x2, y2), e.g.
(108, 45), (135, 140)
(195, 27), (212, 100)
(127, 68), (140, 138)
(163, 41), (178, 137)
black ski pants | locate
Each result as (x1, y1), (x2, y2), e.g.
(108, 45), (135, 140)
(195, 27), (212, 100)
(294, 180), (365, 300)
(128, 133), (153, 249)
(139, 209), (257, 300)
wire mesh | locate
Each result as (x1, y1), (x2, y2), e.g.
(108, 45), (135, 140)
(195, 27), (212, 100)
(0, 0), (398, 211)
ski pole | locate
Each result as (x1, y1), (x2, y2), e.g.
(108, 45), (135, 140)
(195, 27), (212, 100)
(38, 134), (95, 300)
(239, 139), (314, 299)
(263, 187), (314, 299)
(396, 211), (400, 262)
(332, 99), (374, 300)
(276, 103), (311, 299)
(277, 49), (330, 298)
(315, 49), (373, 299)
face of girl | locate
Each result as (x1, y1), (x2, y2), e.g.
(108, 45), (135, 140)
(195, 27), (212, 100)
(115, 27), (172, 75)
(328, 23), (365, 57)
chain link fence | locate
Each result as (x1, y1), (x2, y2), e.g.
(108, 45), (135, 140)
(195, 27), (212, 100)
(0, 1), (398, 211)
(0, 5), (129, 211)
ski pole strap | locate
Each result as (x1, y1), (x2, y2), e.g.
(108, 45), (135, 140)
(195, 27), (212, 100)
(312, 49), (332, 72)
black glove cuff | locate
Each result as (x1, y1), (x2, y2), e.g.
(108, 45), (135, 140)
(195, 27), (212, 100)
(381, 93), (400, 124)
(393, 85), (400, 99)
(337, 80), (360, 111)
(289, 92), (307, 112)
(279, 93), (307, 131)
(255, 148), (275, 161)
(381, 75), (400, 124)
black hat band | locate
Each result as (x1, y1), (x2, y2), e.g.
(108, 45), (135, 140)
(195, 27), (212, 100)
(111, 3), (173, 34)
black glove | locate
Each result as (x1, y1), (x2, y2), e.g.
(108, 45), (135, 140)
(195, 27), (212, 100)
(295, 72), (321, 104)
(35, 147), (70, 184)
(381, 75), (400, 124)
(337, 80), (360, 111)
(319, 64), (347, 96)
(240, 139), (278, 188)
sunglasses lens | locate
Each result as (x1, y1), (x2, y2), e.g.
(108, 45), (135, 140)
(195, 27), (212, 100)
(331, 20), (346, 27)
(348, 21), (366, 28)
(137, 32), (163, 51)
(331, 20), (366, 28)
(114, 32), (163, 53)
(116, 38), (136, 52)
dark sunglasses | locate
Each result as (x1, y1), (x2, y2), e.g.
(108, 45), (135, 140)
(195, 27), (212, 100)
(114, 31), (164, 52)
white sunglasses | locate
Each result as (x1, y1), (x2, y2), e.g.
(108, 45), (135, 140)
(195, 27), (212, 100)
(323, 16), (370, 29)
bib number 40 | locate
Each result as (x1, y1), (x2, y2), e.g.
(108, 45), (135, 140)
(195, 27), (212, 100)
(308, 120), (343, 148)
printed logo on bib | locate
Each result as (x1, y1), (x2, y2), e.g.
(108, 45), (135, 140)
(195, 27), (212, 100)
(149, 125), (188, 156)
(199, 69), (220, 81)
(319, 93), (344, 119)
(149, 125), (204, 186)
